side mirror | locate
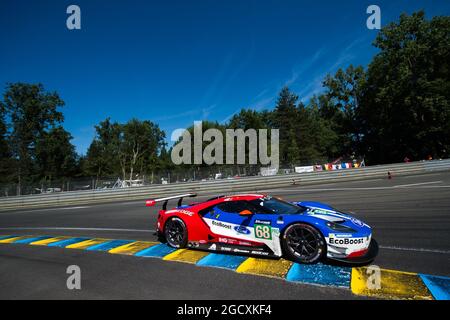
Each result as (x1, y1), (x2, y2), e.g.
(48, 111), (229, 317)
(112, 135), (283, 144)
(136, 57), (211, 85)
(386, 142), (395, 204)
(239, 209), (253, 216)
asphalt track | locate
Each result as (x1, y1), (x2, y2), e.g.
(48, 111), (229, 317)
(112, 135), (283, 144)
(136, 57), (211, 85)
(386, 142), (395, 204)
(0, 171), (449, 299)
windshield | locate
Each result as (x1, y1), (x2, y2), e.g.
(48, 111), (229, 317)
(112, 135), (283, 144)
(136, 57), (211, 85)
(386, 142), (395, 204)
(249, 197), (306, 214)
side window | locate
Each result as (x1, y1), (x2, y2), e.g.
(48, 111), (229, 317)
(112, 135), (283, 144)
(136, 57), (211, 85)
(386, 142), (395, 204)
(215, 201), (250, 214)
(198, 205), (215, 216)
(247, 200), (273, 214)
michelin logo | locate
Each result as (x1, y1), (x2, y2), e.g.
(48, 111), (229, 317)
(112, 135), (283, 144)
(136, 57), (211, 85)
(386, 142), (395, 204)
(255, 219), (271, 225)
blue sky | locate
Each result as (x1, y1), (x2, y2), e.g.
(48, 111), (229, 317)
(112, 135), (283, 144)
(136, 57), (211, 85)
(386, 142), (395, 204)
(1, 0), (449, 154)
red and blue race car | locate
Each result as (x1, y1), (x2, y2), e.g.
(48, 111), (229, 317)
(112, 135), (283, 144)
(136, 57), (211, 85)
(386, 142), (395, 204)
(146, 193), (378, 264)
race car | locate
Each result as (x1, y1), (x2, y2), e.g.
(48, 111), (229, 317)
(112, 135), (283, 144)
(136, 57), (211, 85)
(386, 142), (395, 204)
(145, 193), (378, 264)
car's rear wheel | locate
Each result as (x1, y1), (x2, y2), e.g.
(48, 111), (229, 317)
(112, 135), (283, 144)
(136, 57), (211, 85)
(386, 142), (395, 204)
(164, 217), (188, 248)
(281, 223), (325, 264)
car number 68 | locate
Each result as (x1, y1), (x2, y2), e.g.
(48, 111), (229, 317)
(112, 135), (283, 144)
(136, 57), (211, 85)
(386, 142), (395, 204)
(254, 224), (272, 239)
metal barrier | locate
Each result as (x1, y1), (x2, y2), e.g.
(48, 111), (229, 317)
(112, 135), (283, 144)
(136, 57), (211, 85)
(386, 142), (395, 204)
(0, 159), (449, 211)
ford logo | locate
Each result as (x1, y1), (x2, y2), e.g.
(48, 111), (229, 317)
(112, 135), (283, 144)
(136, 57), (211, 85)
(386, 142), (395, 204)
(351, 217), (364, 227)
(234, 226), (251, 235)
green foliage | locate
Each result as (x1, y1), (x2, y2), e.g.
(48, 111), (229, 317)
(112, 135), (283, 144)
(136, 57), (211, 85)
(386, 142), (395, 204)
(228, 109), (267, 130)
(322, 65), (365, 156)
(35, 126), (78, 183)
(0, 83), (70, 190)
(286, 129), (300, 166)
(267, 87), (340, 166)
(84, 117), (165, 184)
(358, 11), (450, 163)
(271, 87), (301, 165)
(0, 102), (11, 182)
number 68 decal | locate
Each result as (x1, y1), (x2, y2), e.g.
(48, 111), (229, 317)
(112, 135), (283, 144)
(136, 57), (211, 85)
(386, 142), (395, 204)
(254, 224), (272, 240)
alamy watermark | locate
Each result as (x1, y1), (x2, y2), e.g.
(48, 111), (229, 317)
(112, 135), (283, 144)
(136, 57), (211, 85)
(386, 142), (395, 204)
(366, 5), (381, 30)
(170, 121), (279, 169)
(66, 5), (81, 30)
(64, 4), (380, 31)
(366, 265), (381, 290)
(66, 265), (81, 290)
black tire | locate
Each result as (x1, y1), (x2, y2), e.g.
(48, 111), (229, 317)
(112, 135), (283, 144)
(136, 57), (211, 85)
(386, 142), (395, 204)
(164, 217), (188, 248)
(281, 223), (325, 264)
(156, 230), (166, 243)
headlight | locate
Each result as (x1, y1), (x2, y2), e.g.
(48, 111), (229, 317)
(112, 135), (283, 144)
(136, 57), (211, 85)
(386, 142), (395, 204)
(326, 221), (357, 233)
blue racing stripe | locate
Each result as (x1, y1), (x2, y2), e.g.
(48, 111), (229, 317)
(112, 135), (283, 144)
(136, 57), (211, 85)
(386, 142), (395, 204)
(86, 239), (134, 251)
(48, 237), (90, 248)
(14, 236), (53, 244)
(0, 235), (16, 240)
(420, 274), (450, 300)
(135, 243), (177, 257)
(286, 263), (351, 287)
(196, 253), (248, 270)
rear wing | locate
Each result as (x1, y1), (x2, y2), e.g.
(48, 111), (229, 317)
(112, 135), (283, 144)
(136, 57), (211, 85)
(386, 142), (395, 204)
(145, 193), (197, 210)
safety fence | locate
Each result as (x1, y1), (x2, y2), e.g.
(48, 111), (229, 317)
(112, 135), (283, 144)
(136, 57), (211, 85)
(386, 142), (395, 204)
(0, 159), (449, 211)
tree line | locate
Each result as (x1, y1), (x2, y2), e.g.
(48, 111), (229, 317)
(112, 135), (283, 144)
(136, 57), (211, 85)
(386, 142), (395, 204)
(0, 11), (449, 191)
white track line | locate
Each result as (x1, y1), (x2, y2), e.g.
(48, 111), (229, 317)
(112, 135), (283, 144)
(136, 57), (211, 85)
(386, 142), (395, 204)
(379, 245), (450, 255)
(0, 206), (92, 214)
(0, 227), (155, 233)
(265, 184), (449, 193)
(393, 181), (443, 187)
(411, 185), (450, 188)
(268, 187), (396, 192)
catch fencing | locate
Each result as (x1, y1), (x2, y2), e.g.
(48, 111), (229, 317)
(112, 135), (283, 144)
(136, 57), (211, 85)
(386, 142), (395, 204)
(0, 159), (448, 211)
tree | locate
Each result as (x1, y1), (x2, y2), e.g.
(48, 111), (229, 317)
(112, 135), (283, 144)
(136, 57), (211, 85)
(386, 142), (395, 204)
(228, 109), (266, 130)
(359, 11), (450, 163)
(269, 87), (337, 166)
(84, 140), (106, 188)
(84, 118), (122, 186)
(322, 65), (366, 157)
(306, 95), (340, 161)
(227, 109), (268, 174)
(271, 87), (301, 166)
(84, 118), (165, 184)
(154, 145), (174, 183)
(286, 129), (300, 167)
(0, 83), (65, 193)
(0, 102), (11, 183)
(121, 118), (165, 182)
(0, 104), (10, 182)
(35, 126), (78, 187)
(171, 120), (225, 179)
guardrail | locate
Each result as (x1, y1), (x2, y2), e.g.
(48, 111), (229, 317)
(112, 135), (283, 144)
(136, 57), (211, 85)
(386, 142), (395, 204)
(1, 159), (449, 211)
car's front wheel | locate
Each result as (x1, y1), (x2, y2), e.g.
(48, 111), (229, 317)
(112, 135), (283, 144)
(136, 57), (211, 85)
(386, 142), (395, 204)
(281, 223), (325, 264)
(164, 217), (188, 248)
